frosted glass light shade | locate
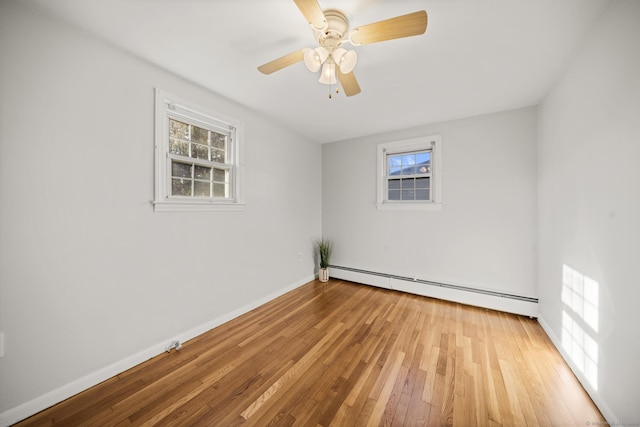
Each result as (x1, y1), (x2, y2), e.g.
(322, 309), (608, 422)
(303, 47), (329, 72)
(318, 62), (337, 84)
(333, 48), (358, 74)
(339, 50), (357, 73)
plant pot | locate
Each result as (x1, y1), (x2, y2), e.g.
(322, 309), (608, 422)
(319, 267), (329, 283)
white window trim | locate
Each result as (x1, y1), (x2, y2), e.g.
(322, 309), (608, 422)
(376, 135), (442, 211)
(153, 88), (245, 212)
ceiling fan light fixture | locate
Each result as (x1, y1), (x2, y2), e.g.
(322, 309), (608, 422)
(318, 62), (337, 85)
(303, 46), (329, 72)
(257, 1), (429, 98)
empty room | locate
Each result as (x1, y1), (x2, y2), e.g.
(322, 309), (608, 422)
(1, 0), (639, 425)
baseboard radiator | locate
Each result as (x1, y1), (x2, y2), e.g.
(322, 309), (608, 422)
(329, 265), (538, 318)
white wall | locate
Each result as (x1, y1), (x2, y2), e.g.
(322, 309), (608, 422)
(323, 107), (538, 298)
(537, 0), (640, 422)
(3, 0), (637, 423)
(0, 2), (321, 420)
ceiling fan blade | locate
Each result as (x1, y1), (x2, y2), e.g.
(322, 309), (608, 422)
(350, 10), (428, 45)
(337, 69), (361, 97)
(258, 49), (305, 75)
(293, 0), (327, 31)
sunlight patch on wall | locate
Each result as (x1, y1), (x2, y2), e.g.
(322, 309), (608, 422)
(561, 264), (599, 390)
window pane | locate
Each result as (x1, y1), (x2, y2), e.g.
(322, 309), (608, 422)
(416, 189), (430, 200)
(389, 167), (401, 176)
(169, 119), (189, 140)
(172, 178), (191, 196)
(192, 143), (209, 160)
(388, 189), (401, 200)
(213, 168), (226, 183)
(169, 138), (189, 156)
(402, 189), (415, 200)
(194, 165), (211, 180)
(211, 133), (226, 150)
(172, 161), (192, 178)
(191, 125), (209, 144)
(402, 154), (414, 165)
(212, 148), (225, 163)
(417, 152), (431, 174)
(401, 178), (415, 189)
(398, 154), (413, 175)
(415, 177), (430, 189)
(416, 152), (430, 164)
(388, 179), (401, 190)
(194, 181), (210, 197)
(389, 155), (402, 168)
(405, 154), (416, 164)
(401, 178), (415, 200)
(213, 183), (226, 197)
(401, 165), (416, 175)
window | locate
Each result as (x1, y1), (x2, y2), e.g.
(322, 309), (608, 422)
(154, 89), (244, 212)
(387, 151), (432, 201)
(376, 135), (442, 210)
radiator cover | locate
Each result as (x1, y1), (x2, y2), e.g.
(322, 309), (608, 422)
(329, 265), (538, 317)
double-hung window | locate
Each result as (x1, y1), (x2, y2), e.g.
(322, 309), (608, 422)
(154, 89), (244, 212)
(376, 135), (442, 210)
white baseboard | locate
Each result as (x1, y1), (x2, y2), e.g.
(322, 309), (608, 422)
(0, 275), (315, 427)
(537, 316), (615, 424)
(330, 266), (538, 317)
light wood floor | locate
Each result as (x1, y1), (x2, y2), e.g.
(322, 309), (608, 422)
(16, 279), (604, 426)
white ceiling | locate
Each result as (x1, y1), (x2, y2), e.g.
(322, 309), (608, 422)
(24, 0), (611, 143)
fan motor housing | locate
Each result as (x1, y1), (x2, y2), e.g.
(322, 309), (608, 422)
(314, 9), (349, 49)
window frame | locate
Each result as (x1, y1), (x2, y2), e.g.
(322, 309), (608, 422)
(376, 135), (442, 211)
(153, 89), (244, 212)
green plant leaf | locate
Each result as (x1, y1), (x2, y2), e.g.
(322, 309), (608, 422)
(315, 238), (333, 269)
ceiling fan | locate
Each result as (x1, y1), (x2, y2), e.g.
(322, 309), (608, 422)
(257, 0), (428, 97)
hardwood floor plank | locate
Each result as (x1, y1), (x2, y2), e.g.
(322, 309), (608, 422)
(421, 346), (440, 404)
(14, 280), (605, 427)
(365, 350), (405, 427)
(403, 367), (431, 426)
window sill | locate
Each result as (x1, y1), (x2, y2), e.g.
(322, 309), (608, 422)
(153, 199), (245, 212)
(376, 202), (443, 211)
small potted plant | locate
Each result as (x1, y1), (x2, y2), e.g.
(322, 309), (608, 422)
(315, 238), (333, 283)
